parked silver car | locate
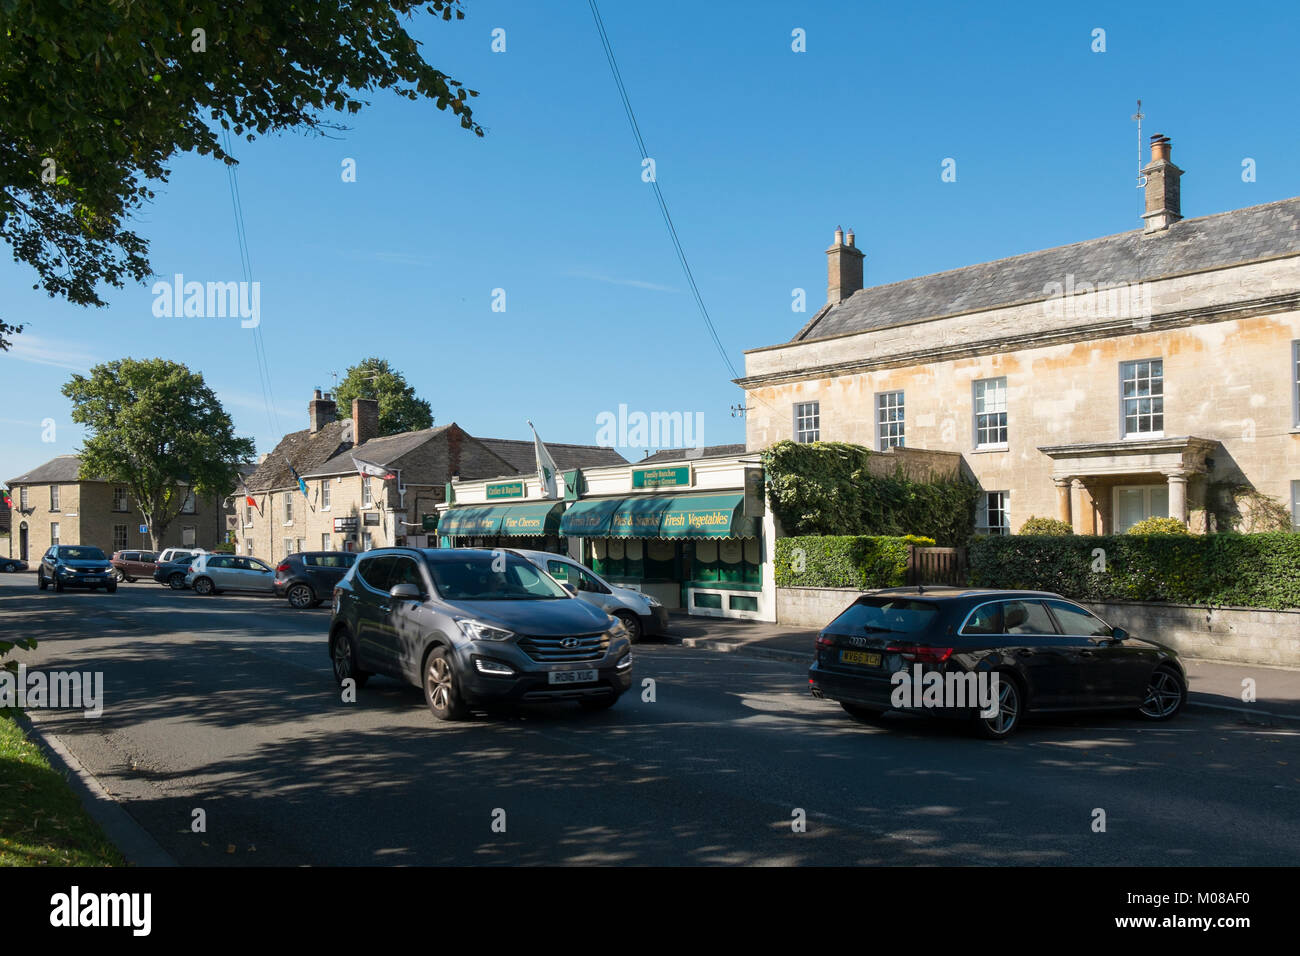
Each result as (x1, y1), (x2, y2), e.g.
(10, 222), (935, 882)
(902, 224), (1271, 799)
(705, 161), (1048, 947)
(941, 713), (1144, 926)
(186, 553), (276, 595)
(510, 549), (669, 643)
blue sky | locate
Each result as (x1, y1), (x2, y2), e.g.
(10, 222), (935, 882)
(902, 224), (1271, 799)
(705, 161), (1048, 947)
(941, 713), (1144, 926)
(3, 0), (1298, 481)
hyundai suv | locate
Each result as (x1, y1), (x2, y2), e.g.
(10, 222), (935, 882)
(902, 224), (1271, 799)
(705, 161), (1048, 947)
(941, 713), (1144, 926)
(37, 545), (117, 593)
(329, 548), (633, 720)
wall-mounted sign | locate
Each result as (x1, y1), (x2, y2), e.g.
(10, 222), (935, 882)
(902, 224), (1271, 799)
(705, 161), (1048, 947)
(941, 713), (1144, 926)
(632, 466), (691, 489)
(421, 513), (438, 532)
(363, 511), (381, 526)
(138, 524), (148, 534)
(486, 481), (525, 500)
(333, 516), (358, 532)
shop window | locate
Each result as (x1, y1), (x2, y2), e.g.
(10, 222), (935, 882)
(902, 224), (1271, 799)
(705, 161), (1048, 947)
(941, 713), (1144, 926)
(694, 592), (723, 610)
(729, 595), (759, 613)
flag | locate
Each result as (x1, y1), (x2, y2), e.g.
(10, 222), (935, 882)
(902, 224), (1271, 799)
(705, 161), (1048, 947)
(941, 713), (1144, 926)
(286, 461), (310, 499)
(2, 490), (11, 510)
(352, 456), (396, 480)
(236, 474), (260, 513)
(528, 420), (559, 499)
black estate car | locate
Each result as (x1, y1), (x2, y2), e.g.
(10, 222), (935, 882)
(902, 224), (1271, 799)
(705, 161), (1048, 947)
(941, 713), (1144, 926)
(275, 551), (357, 609)
(329, 548), (633, 720)
(37, 545), (117, 593)
(808, 587), (1187, 739)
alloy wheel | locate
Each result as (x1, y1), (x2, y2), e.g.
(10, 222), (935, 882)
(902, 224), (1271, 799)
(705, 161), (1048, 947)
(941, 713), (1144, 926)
(332, 633), (353, 683)
(978, 677), (1020, 738)
(426, 657), (453, 712)
(1139, 669), (1184, 719)
(288, 584), (314, 609)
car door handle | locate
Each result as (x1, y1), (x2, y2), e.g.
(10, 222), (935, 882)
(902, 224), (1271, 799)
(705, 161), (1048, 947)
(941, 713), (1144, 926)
(378, 603), (390, 613)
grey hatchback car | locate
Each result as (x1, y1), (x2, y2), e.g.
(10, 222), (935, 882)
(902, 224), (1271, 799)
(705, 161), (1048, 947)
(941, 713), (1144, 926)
(329, 548), (634, 720)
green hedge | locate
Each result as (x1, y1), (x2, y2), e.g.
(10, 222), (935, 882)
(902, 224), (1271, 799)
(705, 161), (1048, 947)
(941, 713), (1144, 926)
(761, 440), (978, 546)
(775, 535), (935, 589)
(969, 532), (1300, 609)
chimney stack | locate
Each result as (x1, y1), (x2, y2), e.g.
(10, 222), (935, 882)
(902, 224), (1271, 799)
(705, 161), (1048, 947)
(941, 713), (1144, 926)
(1141, 134), (1183, 233)
(352, 397), (379, 447)
(308, 388), (337, 434)
(826, 225), (865, 305)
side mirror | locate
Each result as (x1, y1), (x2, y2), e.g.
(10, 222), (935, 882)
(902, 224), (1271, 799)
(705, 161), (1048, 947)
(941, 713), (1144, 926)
(562, 583), (577, 596)
(390, 582), (421, 600)
(1111, 627), (1128, 642)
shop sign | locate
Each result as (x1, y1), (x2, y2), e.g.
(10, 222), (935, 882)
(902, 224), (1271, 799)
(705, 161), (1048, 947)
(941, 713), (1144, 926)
(743, 467), (765, 517)
(421, 513), (438, 531)
(333, 516), (358, 532)
(486, 481), (525, 500)
(363, 512), (381, 526)
(632, 466), (691, 489)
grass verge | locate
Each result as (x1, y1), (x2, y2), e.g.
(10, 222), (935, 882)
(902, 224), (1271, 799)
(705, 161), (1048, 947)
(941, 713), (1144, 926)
(0, 709), (124, 866)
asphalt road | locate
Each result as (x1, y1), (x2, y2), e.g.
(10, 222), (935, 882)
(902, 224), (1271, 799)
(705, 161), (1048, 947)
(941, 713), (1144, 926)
(4, 573), (1299, 865)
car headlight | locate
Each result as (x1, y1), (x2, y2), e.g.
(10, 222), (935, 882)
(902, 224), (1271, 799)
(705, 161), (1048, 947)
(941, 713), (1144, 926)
(58, 566), (74, 575)
(616, 652), (633, 670)
(644, 595), (661, 608)
(456, 618), (514, 642)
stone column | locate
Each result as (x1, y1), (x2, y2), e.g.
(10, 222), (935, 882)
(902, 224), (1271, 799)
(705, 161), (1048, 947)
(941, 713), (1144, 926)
(1054, 477), (1073, 526)
(1072, 479), (1096, 535)
(1166, 471), (1189, 525)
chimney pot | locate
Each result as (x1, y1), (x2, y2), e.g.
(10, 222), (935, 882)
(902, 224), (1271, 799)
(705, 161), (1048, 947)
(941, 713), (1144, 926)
(846, 228), (856, 248)
(1141, 134), (1183, 233)
(826, 224), (865, 305)
(308, 389), (338, 434)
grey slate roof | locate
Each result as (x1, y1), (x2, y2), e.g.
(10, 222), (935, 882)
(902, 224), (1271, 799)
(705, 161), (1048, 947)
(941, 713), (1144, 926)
(7, 455), (89, 485)
(303, 425), (453, 478)
(475, 438), (627, 472)
(793, 196), (1300, 342)
(639, 444), (748, 464)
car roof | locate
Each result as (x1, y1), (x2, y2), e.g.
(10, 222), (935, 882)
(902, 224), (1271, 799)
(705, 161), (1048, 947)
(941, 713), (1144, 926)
(867, 587), (1065, 601)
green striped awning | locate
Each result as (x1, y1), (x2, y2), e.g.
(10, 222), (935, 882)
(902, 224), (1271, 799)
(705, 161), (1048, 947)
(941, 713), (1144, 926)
(561, 493), (757, 539)
(440, 501), (564, 537)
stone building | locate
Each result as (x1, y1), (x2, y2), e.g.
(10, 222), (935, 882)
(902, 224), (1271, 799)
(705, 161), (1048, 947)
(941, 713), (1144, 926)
(4, 455), (225, 562)
(739, 135), (1300, 535)
(236, 390), (625, 561)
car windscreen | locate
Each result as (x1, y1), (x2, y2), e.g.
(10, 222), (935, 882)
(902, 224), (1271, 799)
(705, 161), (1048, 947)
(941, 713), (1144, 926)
(828, 597), (940, 634)
(60, 547), (106, 561)
(428, 554), (569, 601)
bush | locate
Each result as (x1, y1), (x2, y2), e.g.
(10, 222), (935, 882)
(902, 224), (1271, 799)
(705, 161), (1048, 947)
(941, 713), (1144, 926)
(1018, 516), (1073, 535)
(969, 532), (1300, 609)
(761, 440), (978, 546)
(1126, 516), (1191, 535)
(775, 534), (935, 589)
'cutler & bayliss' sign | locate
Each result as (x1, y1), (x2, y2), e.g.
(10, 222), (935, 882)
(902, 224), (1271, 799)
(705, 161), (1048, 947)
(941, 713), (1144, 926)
(486, 481), (525, 500)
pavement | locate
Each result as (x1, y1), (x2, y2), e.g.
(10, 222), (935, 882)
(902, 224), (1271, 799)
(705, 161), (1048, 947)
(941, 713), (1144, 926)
(666, 611), (1300, 721)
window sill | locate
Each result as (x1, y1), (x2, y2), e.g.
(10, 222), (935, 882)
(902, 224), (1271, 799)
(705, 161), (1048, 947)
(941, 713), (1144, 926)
(970, 445), (1009, 455)
(1122, 432), (1164, 440)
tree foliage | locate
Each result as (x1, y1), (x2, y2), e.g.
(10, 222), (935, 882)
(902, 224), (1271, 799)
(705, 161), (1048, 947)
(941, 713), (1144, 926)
(334, 357), (433, 436)
(774, 535), (936, 589)
(761, 440), (978, 546)
(1125, 516), (1191, 536)
(0, 0), (482, 349)
(61, 358), (254, 549)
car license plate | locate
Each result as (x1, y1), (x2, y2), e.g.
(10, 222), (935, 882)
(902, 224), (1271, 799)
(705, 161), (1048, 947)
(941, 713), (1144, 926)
(840, 650), (881, 667)
(85, 576), (103, 583)
(549, 669), (598, 685)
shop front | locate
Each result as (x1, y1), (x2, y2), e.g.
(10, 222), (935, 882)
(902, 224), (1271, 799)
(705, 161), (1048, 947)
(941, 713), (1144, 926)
(560, 491), (764, 617)
(436, 500), (566, 553)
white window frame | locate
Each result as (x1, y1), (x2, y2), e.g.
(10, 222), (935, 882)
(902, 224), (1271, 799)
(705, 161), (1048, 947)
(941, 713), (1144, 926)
(321, 480), (331, 511)
(283, 493), (294, 525)
(361, 531), (372, 551)
(792, 401), (820, 443)
(182, 526), (196, 547)
(1120, 358), (1164, 439)
(321, 533), (331, 551)
(1112, 484), (1170, 533)
(113, 524), (128, 551)
(972, 377), (1008, 449)
(180, 489), (196, 514)
(362, 476), (373, 508)
(283, 536), (294, 556)
(976, 491), (1010, 535)
(19, 487), (28, 510)
(245, 503), (254, 527)
(113, 487), (129, 512)
(50, 521), (60, 545)
(1292, 341), (1300, 428)
(876, 391), (905, 450)
(49, 485), (59, 511)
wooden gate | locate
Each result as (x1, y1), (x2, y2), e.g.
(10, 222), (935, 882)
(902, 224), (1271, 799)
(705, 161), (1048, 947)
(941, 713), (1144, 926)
(906, 546), (968, 587)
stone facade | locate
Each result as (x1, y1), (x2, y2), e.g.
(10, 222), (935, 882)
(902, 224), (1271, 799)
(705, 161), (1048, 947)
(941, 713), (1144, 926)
(7, 477), (223, 561)
(741, 138), (1300, 536)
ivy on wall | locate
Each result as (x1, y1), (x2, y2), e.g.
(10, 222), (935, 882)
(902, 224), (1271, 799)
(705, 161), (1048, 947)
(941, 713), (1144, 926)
(761, 440), (978, 546)
(775, 535), (936, 589)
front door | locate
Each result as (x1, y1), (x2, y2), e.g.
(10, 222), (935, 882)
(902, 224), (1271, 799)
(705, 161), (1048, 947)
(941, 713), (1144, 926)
(19, 524), (28, 561)
(1114, 484), (1169, 533)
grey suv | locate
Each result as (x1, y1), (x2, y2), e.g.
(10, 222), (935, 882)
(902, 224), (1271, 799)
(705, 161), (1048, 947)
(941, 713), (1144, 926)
(329, 548), (633, 720)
